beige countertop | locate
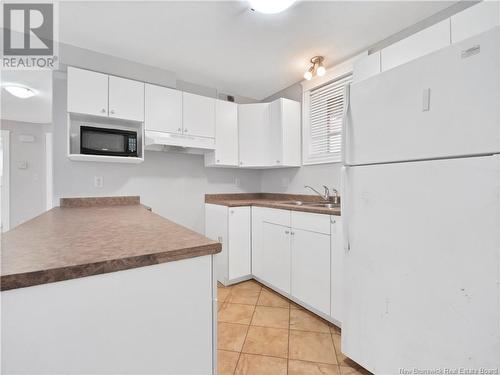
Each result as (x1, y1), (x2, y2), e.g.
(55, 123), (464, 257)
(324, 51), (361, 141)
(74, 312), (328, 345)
(1, 197), (221, 291)
(205, 193), (341, 216)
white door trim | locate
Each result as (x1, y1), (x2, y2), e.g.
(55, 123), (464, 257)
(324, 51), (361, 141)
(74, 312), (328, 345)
(45, 132), (53, 210)
(1, 129), (11, 232)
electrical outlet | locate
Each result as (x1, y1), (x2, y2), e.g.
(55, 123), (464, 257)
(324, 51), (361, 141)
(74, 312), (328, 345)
(94, 176), (103, 188)
(234, 177), (241, 186)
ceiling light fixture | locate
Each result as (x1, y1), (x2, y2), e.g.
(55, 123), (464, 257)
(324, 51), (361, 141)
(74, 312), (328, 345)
(249, 0), (296, 14)
(4, 85), (36, 99)
(303, 56), (326, 81)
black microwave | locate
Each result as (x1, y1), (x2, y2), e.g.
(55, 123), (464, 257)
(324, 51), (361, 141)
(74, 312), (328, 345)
(80, 126), (138, 157)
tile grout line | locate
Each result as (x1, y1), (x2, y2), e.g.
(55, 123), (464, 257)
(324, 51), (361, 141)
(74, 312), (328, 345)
(287, 301), (291, 375)
(231, 286), (262, 375)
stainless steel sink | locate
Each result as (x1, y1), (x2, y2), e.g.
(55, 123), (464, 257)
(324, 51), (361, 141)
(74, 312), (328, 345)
(280, 201), (339, 209)
(304, 203), (339, 209)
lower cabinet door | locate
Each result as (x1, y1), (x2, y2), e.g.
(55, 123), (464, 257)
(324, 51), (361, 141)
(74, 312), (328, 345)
(260, 222), (291, 294)
(228, 207), (251, 280)
(291, 229), (331, 315)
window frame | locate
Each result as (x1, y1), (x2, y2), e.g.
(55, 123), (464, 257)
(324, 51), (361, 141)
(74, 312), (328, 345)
(302, 70), (353, 166)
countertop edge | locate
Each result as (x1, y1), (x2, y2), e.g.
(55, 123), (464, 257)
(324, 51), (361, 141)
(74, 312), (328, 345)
(0, 243), (221, 292)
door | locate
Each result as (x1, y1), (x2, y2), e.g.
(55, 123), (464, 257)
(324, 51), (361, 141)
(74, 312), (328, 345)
(0, 130), (10, 232)
(145, 84), (182, 134)
(342, 155), (500, 373)
(238, 103), (272, 167)
(291, 228), (331, 315)
(214, 100), (238, 166)
(347, 28), (500, 165)
(182, 92), (215, 138)
(67, 67), (108, 117)
(205, 204), (228, 284)
(108, 76), (144, 122)
(228, 207), (251, 280)
(260, 222), (291, 294)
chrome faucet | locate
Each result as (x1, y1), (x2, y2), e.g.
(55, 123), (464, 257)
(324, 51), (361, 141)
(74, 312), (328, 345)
(304, 185), (340, 204)
(304, 185), (330, 201)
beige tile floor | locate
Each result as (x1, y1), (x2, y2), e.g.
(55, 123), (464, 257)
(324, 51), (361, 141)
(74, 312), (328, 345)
(217, 280), (373, 375)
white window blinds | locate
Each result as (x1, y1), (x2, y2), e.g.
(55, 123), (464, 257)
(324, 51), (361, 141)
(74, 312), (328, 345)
(303, 74), (352, 164)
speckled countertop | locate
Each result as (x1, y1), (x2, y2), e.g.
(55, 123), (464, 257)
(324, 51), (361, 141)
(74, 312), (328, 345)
(205, 193), (341, 216)
(1, 196), (221, 291)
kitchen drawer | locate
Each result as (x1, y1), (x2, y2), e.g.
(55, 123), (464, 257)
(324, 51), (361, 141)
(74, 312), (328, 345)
(254, 207), (291, 227)
(291, 211), (331, 235)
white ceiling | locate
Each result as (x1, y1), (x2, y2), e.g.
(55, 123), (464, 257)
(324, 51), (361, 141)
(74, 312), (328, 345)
(60, 1), (457, 100)
(1, 70), (52, 124)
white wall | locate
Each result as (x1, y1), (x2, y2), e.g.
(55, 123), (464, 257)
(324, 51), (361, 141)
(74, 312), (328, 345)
(0, 120), (49, 228)
(52, 75), (260, 234)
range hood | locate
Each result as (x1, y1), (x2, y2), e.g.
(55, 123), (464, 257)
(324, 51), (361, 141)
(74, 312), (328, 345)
(144, 130), (215, 155)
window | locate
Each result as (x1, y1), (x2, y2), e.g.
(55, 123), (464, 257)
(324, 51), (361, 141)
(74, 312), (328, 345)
(302, 73), (352, 165)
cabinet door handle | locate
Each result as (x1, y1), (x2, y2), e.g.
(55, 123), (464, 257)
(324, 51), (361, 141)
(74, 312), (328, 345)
(290, 231), (295, 236)
(101, 108), (106, 113)
(285, 230), (290, 234)
(216, 159), (220, 163)
(110, 109), (115, 115)
(177, 128), (182, 132)
(184, 128), (188, 133)
(230, 210), (234, 214)
(276, 160), (280, 164)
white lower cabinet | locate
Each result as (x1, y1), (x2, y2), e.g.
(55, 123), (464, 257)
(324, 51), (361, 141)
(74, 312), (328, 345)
(260, 222), (291, 294)
(205, 204), (251, 285)
(209, 204), (343, 322)
(330, 216), (343, 323)
(291, 228), (331, 316)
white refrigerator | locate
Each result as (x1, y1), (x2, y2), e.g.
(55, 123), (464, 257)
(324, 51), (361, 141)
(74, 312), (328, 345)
(341, 27), (500, 373)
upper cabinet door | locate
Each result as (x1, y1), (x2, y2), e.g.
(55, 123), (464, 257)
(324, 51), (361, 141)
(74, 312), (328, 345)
(214, 100), (238, 166)
(108, 76), (145, 122)
(182, 92), (215, 138)
(67, 67), (109, 117)
(238, 103), (272, 167)
(145, 84), (182, 134)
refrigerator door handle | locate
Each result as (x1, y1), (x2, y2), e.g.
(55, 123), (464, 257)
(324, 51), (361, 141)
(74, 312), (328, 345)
(341, 165), (350, 253)
(341, 83), (351, 166)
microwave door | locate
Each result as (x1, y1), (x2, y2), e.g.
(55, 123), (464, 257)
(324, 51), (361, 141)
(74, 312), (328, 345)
(80, 127), (137, 157)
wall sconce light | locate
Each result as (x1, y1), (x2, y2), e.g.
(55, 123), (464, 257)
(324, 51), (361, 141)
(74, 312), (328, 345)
(303, 56), (326, 80)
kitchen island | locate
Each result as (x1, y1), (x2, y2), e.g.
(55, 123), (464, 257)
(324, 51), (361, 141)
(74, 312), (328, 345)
(1, 196), (221, 375)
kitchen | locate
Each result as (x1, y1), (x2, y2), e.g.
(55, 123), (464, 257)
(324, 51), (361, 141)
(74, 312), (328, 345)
(1, 1), (499, 374)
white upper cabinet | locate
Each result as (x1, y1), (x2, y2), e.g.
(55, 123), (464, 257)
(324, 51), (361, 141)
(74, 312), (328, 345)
(239, 99), (300, 168)
(381, 19), (451, 72)
(67, 67), (109, 117)
(108, 76), (144, 122)
(205, 100), (238, 167)
(269, 98), (301, 167)
(182, 92), (216, 138)
(67, 67), (144, 122)
(451, 1), (500, 43)
(238, 103), (272, 167)
(145, 83), (182, 134)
